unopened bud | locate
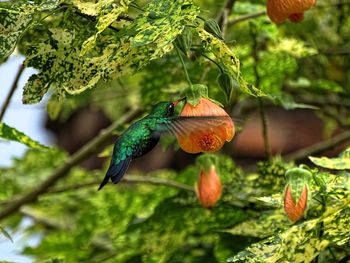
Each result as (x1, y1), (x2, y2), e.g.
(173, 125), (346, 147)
(195, 165), (222, 208)
(283, 167), (311, 222)
(204, 18), (224, 40)
(284, 184), (308, 222)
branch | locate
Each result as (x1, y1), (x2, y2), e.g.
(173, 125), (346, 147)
(284, 130), (350, 162)
(228, 11), (266, 27)
(217, 0), (237, 36)
(0, 64), (25, 122)
(0, 108), (141, 221)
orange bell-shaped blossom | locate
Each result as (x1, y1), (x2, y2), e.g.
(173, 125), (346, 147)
(176, 98), (234, 154)
(196, 165), (222, 208)
(284, 184), (308, 222)
(267, 0), (316, 24)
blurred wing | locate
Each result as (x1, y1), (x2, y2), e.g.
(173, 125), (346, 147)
(157, 116), (240, 137)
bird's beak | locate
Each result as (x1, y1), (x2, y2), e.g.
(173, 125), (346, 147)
(173, 97), (186, 107)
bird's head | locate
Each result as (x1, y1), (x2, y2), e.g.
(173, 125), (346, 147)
(150, 101), (176, 117)
(150, 98), (185, 117)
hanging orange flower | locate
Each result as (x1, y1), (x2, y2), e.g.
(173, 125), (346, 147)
(266, 0), (316, 24)
(176, 98), (234, 154)
(196, 165), (222, 208)
(284, 184), (308, 222)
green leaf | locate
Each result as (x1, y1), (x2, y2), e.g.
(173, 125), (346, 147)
(0, 122), (49, 150)
(196, 28), (264, 97)
(224, 210), (289, 238)
(310, 148), (350, 170)
(269, 38), (318, 58)
(0, 226), (13, 243)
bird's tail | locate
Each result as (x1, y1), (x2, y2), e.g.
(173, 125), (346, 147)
(98, 158), (131, 191)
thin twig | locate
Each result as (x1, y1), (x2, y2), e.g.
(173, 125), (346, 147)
(217, 0), (237, 36)
(0, 64), (25, 122)
(0, 108), (141, 221)
(284, 130), (350, 162)
(228, 11), (266, 27)
(250, 26), (271, 159)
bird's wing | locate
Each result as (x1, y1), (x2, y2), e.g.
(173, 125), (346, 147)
(156, 116), (238, 137)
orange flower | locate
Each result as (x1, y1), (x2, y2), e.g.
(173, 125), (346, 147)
(284, 184), (308, 222)
(177, 98), (234, 154)
(266, 0), (316, 24)
(196, 165), (222, 208)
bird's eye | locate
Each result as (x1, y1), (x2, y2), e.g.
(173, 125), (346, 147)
(168, 103), (174, 115)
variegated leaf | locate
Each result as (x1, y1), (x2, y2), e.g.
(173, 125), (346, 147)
(310, 148), (350, 170)
(80, 0), (131, 55)
(0, 3), (35, 60)
(23, 0), (200, 102)
(0, 1), (59, 61)
(0, 122), (49, 150)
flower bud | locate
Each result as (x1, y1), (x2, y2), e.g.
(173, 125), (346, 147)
(196, 165), (222, 208)
(204, 18), (224, 40)
(283, 167), (311, 222)
(284, 184), (308, 222)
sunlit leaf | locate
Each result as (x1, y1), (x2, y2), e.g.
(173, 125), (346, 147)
(0, 122), (49, 150)
(310, 148), (350, 170)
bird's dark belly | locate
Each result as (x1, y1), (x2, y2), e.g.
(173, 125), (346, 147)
(134, 132), (160, 158)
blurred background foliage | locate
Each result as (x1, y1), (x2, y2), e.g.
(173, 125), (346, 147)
(1, 0), (350, 262)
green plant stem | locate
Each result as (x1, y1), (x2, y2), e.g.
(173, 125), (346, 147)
(200, 53), (224, 73)
(0, 64), (25, 122)
(175, 44), (192, 87)
(0, 108), (141, 221)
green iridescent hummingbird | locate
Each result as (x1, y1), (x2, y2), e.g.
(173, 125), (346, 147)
(98, 99), (233, 190)
(98, 101), (179, 190)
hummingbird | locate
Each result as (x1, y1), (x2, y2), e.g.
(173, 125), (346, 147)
(98, 99), (234, 190)
(98, 101), (179, 190)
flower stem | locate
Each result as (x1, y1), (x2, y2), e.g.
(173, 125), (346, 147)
(175, 44), (192, 87)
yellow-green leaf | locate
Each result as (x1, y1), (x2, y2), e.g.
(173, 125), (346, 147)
(0, 122), (49, 150)
(310, 148), (350, 170)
